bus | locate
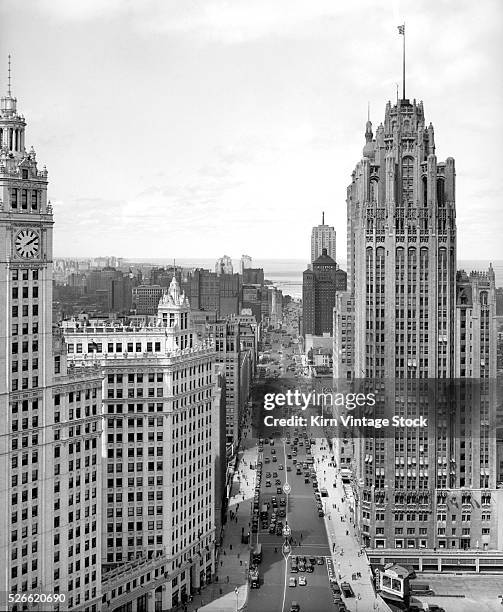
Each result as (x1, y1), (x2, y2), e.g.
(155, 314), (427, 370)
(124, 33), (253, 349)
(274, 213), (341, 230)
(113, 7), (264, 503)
(252, 543), (262, 565)
(341, 468), (351, 483)
(249, 566), (260, 588)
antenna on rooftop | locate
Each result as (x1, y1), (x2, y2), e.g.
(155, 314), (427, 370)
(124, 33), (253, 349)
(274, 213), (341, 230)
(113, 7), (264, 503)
(7, 54), (12, 96)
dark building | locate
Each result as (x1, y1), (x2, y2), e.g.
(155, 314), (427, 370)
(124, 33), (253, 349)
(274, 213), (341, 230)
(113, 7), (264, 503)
(242, 267), (265, 285)
(183, 269), (241, 317)
(335, 268), (348, 292)
(242, 283), (263, 322)
(302, 248), (338, 336)
(219, 273), (242, 317)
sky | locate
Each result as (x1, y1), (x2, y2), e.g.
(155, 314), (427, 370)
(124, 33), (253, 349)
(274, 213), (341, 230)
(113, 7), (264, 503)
(1, 0), (502, 262)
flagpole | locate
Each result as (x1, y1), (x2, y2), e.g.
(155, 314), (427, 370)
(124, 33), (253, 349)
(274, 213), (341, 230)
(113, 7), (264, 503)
(402, 23), (406, 100)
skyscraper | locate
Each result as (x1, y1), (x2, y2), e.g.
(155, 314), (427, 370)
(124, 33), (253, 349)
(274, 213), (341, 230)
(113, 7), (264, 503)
(311, 212), (336, 263)
(215, 255), (233, 275)
(303, 248), (339, 349)
(336, 96), (501, 551)
(0, 70), (104, 610)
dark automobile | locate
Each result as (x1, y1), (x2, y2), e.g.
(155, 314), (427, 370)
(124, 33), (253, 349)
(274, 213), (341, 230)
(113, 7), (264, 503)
(317, 556), (325, 565)
(340, 582), (354, 597)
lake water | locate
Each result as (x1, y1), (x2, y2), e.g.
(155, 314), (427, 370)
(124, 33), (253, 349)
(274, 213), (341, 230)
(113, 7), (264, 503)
(134, 258), (503, 300)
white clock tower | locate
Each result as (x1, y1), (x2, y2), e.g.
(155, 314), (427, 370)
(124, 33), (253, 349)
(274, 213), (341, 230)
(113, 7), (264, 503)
(0, 62), (103, 610)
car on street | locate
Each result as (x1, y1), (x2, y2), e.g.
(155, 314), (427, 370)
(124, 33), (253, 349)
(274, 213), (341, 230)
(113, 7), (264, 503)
(279, 465), (284, 470)
(276, 487), (282, 494)
(266, 480), (271, 487)
(340, 582), (354, 597)
(289, 577), (297, 587)
(272, 456), (277, 462)
(273, 472), (278, 478)
(266, 472), (271, 478)
(275, 479), (281, 485)
(298, 559), (306, 572)
(298, 576), (307, 586)
(317, 556), (325, 565)
(289, 602), (300, 612)
(287, 466), (291, 471)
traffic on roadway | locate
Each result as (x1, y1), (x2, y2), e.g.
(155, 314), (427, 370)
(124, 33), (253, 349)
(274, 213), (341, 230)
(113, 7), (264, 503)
(248, 320), (346, 612)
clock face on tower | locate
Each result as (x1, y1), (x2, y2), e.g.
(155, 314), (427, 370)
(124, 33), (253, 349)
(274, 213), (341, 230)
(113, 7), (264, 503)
(15, 229), (40, 259)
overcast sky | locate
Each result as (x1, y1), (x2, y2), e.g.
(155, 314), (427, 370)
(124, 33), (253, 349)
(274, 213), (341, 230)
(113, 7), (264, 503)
(1, 0), (502, 261)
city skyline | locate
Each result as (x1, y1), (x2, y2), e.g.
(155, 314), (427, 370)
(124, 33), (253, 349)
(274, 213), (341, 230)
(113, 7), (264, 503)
(0, 0), (502, 260)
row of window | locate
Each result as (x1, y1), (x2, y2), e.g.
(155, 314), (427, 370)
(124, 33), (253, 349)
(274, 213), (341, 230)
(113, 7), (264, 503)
(12, 304), (39, 317)
(68, 341), (162, 354)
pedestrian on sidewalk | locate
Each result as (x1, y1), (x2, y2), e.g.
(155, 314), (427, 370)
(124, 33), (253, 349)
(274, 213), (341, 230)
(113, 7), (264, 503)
(230, 544), (233, 551)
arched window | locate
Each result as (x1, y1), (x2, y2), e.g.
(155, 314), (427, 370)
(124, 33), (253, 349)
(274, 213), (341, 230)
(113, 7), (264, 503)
(480, 291), (488, 306)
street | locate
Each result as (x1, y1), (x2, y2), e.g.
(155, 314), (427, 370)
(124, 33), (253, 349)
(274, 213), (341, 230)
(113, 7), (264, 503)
(248, 432), (334, 612)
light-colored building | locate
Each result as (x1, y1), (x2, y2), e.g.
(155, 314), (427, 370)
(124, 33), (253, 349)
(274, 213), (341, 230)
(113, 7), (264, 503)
(240, 255), (252, 274)
(311, 211), (336, 263)
(63, 277), (218, 610)
(0, 82), (104, 610)
(337, 96), (502, 552)
(214, 255), (233, 276)
(332, 291), (354, 381)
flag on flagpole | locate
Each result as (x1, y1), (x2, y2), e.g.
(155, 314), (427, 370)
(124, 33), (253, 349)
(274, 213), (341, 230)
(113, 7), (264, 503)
(397, 24), (405, 35)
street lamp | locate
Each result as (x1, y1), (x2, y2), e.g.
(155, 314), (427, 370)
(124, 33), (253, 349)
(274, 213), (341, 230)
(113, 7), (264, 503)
(234, 586), (239, 612)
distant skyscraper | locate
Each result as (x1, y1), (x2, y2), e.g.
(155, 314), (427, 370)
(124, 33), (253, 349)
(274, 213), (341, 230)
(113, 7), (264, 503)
(303, 248), (338, 337)
(311, 212), (336, 263)
(240, 254), (252, 274)
(215, 255), (233, 275)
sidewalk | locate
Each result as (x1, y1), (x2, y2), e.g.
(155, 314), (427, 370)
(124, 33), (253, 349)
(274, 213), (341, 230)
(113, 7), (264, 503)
(312, 439), (392, 612)
(186, 411), (257, 612)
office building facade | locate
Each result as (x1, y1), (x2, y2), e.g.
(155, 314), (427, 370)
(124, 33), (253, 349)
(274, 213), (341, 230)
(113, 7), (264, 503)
(0, 83), (104, 610)
(63, 276), (218, 609)
(336, 97), (501, 551)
